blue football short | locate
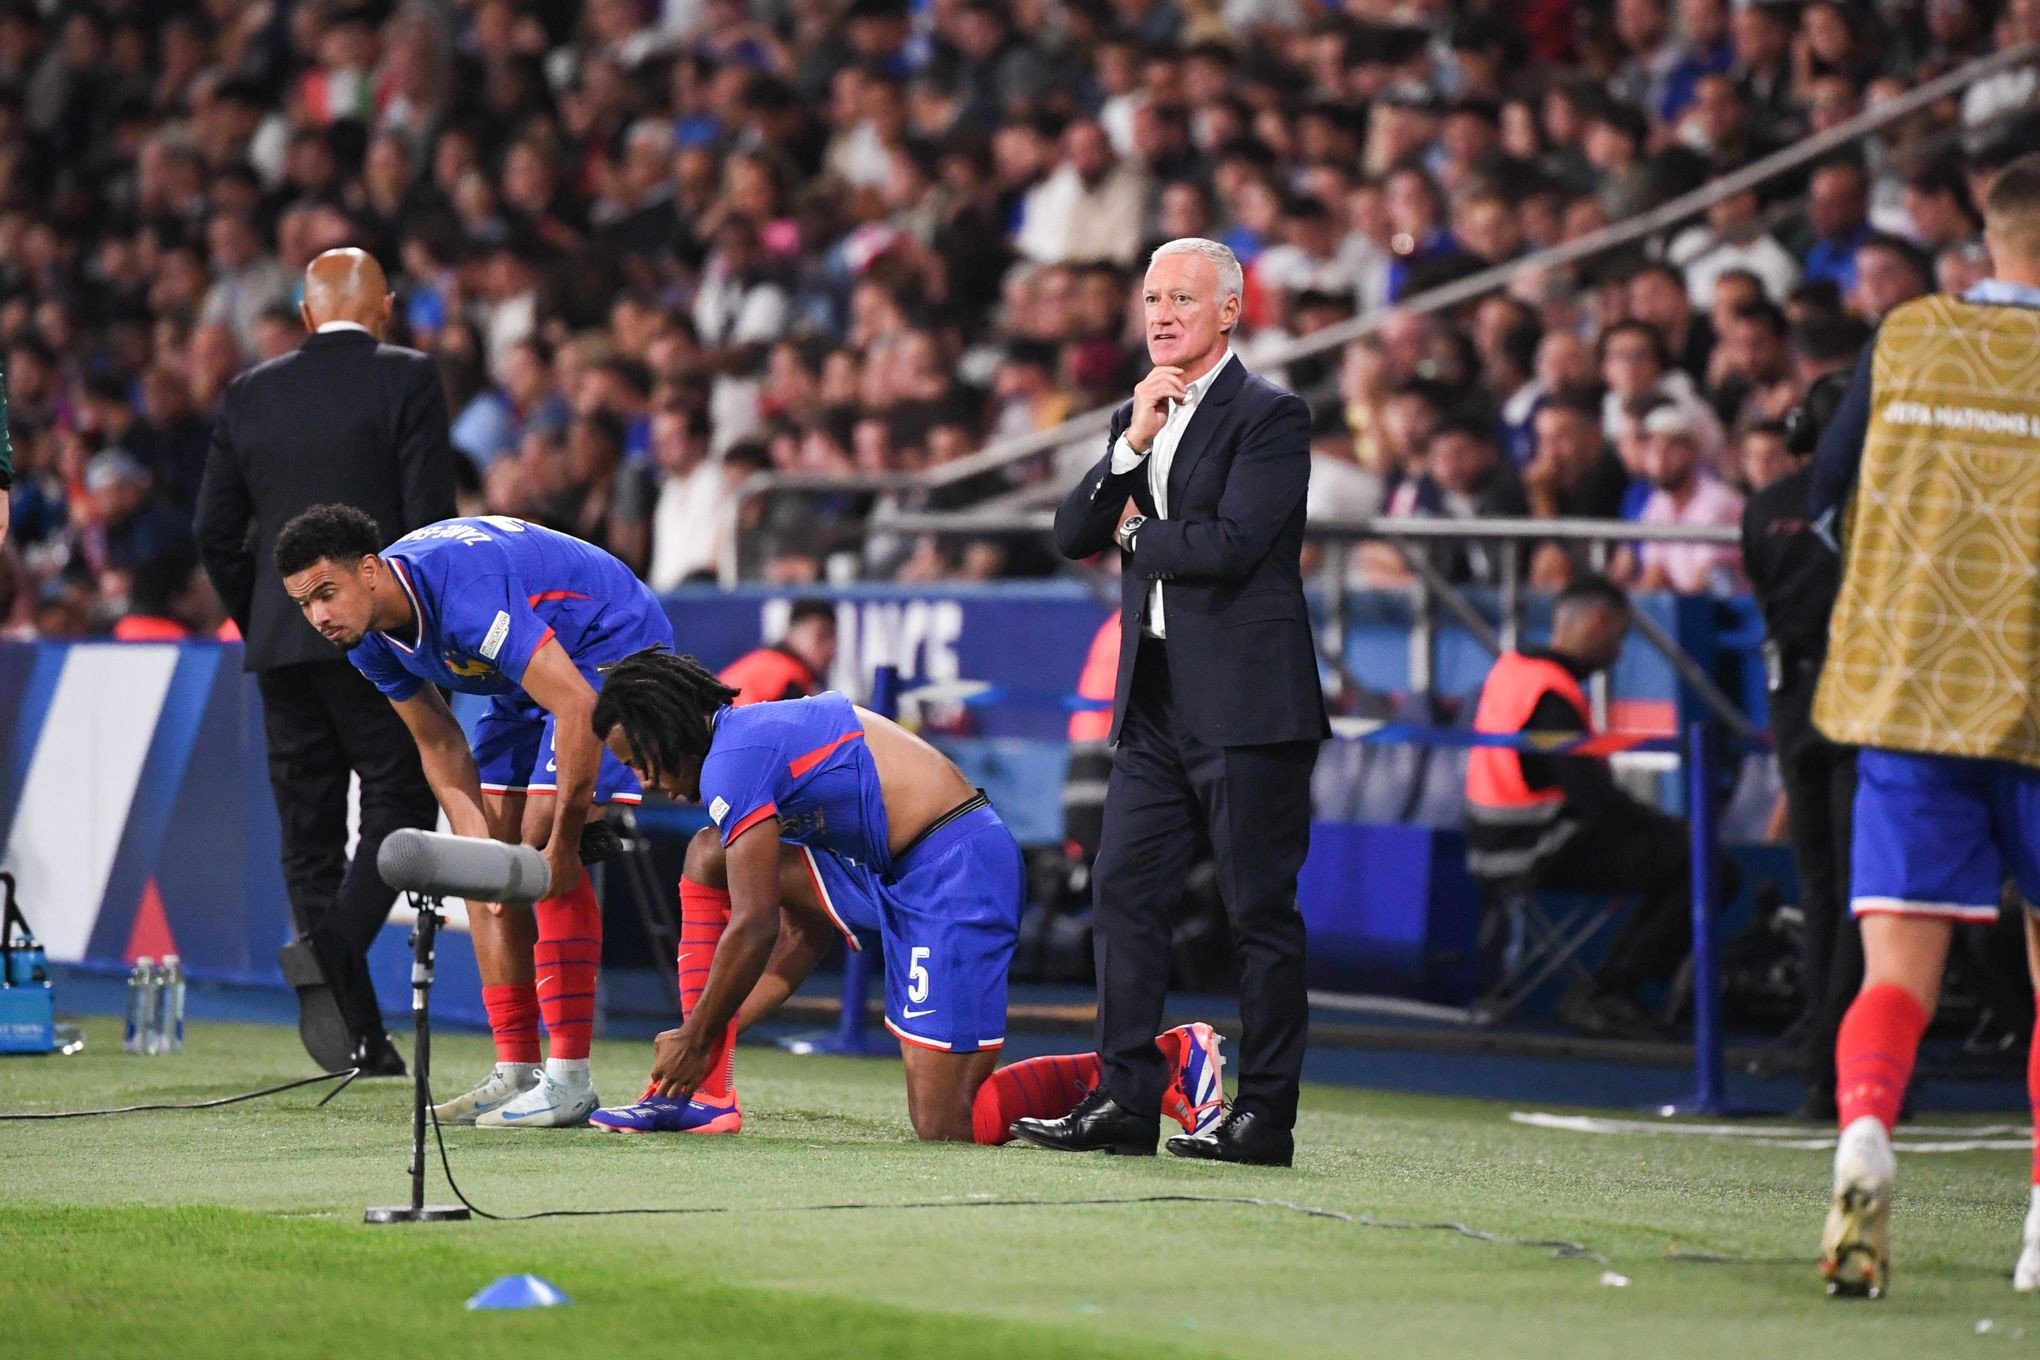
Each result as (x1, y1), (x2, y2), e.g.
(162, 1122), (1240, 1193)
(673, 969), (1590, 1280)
(798, 802), (1023, 1053)
(473, 689), (643, 806)
(1851, 748), (2040, 921)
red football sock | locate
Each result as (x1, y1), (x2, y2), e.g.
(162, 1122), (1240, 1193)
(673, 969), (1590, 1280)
(533, 877), (602, 1062)
(1835, 982), (1930, 1134)
(481, 982), (540, 1065)
(679, 877), (737, 1102)
(2029, 998), (2040, 1185)
(971, 1052), (1102, 1145)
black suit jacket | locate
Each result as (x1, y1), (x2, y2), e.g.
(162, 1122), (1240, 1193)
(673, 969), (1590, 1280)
(1053, 356), (1330, 748)
(196, 330), (458, 672)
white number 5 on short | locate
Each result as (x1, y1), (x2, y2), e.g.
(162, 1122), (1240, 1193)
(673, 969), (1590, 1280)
(907, 946), (931, 1004)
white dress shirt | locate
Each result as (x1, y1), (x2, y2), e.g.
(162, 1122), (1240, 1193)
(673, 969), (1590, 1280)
(315, 321), (372, 335)
(1109, 348), (1235, 640)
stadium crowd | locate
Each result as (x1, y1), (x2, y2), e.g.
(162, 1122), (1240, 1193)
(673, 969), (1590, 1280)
(1, 0), (2038, 637)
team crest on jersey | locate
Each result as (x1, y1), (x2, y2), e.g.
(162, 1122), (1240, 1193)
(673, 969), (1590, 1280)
(444, 653), (493, 678)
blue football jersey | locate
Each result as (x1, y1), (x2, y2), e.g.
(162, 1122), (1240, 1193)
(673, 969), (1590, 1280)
(348, 516), (673, 701)
(699, 694), (895, 875)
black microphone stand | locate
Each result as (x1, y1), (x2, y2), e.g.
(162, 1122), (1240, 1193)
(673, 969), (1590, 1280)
(366, 892), (470, 1224)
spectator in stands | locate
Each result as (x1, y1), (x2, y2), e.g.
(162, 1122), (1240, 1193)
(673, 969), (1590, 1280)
(1901, 161), (1984, 253)
(646, 407), (730, 591)
(0, 0), (2022, 617)
(1014, 118), (1150, 267)
(1801, 160), (1874, 292)
(1464, 575), (1721, 1037)
(110, 542), (226, 642)
(1708, 299), (1798, 430)
(1372, 418), (1527, 587)
(562, 410), (652, 572)
(1850, 232), (1934, 320)
(1597, 319), (1725, 470)
(1627, 404), (1748, 594)
(1936, 237), (1995, 294)
(719, 598), (838, 706)
(1586, 99), (1661, 222)
(1731, 0), (1799, 133)
(1628, 261), (1714, 379)
(1667, 186), (1802, 306)
(1524, 393), (1634, 588)
(200, 210), (292, 360)
(75, 449), (191, 579)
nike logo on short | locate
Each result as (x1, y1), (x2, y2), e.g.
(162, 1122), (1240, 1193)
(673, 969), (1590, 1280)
(902, 1006), (936, 1019)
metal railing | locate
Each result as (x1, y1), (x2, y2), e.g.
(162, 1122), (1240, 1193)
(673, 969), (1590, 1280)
(715, 39), (2040, 585)
(839, 509), (1757, 736)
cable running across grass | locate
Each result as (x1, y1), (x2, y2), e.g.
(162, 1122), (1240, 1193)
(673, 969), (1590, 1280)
(0, 1068), (360, 1119)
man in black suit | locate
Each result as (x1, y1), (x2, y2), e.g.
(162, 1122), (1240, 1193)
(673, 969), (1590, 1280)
(196, 247), (455, 1075)
(1019, 238), (1327, 1166)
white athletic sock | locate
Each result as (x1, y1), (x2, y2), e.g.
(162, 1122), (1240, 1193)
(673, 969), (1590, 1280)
(496, 1061), (540, 1080)
(545, 1057), (592, 1084)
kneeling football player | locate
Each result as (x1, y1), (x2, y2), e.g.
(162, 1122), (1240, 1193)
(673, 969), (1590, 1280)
(583, 648), (1225, 1145)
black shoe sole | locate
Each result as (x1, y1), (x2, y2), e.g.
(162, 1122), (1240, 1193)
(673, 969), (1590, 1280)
(1165, 1138), (1292, 1167)
(1009, 1125), (1156, 1156)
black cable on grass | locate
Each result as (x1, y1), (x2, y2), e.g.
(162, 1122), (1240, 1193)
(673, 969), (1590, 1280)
(0, 1068), (361, 1120)
(423, 1096), (1608, 1263)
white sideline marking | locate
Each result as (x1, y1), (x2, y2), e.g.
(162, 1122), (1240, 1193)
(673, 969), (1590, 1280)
(1511, 1111), (2031, 1153)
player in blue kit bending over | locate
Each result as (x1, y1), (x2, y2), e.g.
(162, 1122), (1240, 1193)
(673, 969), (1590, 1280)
(274, 505), (674, 1128)
(582, 647), (1226, 1147)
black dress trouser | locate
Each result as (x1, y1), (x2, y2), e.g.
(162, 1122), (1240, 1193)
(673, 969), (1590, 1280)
(1092, 638), (1319, 1129)
(257, 660), (439, 1037)
(1770, 666), (1861, 1094)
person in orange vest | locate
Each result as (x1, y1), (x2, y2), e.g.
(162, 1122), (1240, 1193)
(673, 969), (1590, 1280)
(109, 543), (228, 641)
(719, 598), (837, 705)
(1464, 574), (1714, 1038)
(1067, 611), (1120, 745)
(1062, 611), (1121, 858)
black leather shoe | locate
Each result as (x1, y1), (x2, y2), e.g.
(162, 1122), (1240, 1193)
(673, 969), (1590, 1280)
(279, 938), (354, 1071)
(350, 1032), (409, 1078)
(1009, 1088), (1159, 1155)
(1167, 1107), (1294, 1167)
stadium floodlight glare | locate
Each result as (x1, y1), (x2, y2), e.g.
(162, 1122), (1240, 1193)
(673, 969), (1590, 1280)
(365, 831), (546, 1225)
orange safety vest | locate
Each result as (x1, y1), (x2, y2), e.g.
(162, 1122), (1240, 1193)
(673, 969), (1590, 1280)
(719, 646), (821, 706)
(1465, 652), (1593, 812)
(110, 615), (193, 642)
(1067, 613), (1121, 744)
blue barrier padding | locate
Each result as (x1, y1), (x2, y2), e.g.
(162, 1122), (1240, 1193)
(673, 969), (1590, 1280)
(0, 584), (1769, 1016)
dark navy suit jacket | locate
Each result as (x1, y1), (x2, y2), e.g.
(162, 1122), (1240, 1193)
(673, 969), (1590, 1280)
(1053, 356), (1330, 748)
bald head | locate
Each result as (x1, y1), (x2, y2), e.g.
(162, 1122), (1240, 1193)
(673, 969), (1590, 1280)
(300, 248), (393, 337)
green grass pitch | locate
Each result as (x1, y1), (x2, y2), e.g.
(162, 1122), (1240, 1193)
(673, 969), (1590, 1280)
(2, 1019), (2034, 1359)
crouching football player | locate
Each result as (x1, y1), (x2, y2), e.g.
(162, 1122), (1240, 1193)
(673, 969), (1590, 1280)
(583, 648), (1225, 1146)
(277, 506), (675, 1128)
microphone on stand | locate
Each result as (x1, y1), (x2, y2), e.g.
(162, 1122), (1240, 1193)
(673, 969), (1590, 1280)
(377, 829), (549, 905)
(366, 830), (547, 1225)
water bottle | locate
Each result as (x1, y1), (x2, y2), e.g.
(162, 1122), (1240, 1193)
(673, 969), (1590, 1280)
(158, 955), (185, 1054)
(124, 957), (155, 1054)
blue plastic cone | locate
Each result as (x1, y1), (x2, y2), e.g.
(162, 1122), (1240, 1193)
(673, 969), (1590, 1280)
(466, 1274), (572, 1310)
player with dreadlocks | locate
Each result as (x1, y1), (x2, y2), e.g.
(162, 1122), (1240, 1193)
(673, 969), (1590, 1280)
(586, 647), (1227, 1146)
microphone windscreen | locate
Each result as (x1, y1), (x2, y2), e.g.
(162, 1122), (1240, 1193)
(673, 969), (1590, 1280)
(377, 829), (551, 905)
